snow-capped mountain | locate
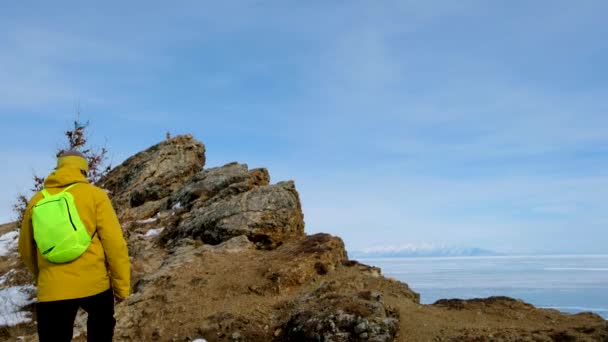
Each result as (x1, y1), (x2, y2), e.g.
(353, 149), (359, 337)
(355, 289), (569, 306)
(349, 243), (498, 258)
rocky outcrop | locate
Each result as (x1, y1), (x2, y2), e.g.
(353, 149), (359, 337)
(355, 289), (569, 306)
(2, 134), (607, 342)
(263, 234), (349, 288)
(427, 297), (608, 341)
(166, 162), (270, 211)
(158, 162), (304, 249)
(98, 134), (205, 220)
(164, 181), (304, 249)
(101, 148), (304, 249)
(280, 282), (400, 342)
(433, 296), (536, 313)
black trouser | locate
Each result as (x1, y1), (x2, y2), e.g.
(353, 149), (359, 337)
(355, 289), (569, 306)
(36, 289), (116, 342)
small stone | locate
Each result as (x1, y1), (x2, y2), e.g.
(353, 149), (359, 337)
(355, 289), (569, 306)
(360, 332), (369, 339)
(354, 322), (368, 334)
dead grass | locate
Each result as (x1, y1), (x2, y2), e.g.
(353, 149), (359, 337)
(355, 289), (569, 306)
(0, 323), (37, 342)
(0, 222), (17, 236)
(0, 223), (38, 341)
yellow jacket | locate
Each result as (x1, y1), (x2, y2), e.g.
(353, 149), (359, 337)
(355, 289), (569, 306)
(19, 164), (130, 302)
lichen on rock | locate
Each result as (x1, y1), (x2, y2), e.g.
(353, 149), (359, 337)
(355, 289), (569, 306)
(98, 134), (206, 220)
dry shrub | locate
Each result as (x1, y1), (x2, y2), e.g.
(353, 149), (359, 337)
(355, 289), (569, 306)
(12, 119), (111, 225)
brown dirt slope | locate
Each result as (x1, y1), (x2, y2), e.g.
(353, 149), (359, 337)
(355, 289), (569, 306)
(0, 222), (16, 235)
(117, 231), (607, 341)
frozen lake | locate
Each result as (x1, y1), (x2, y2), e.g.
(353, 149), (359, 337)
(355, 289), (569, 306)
(358, 255), (608, 319)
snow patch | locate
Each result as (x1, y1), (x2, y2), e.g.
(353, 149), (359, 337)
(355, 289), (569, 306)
(192, 339), (207, 342)
(0, 269), (16, 285)
(0, 285), (36, 327)
(172, 202), (182, 210)
(137, 217), (158, 224)
(0, 231), (19, 257)
(145, 228), (164, 238)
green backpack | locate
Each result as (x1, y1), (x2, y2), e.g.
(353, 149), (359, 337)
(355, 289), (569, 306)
(32, 184), (95, 263)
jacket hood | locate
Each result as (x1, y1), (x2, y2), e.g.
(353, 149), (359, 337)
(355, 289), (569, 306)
(57, 154), (89, 173)
(44, 166), (90, 188)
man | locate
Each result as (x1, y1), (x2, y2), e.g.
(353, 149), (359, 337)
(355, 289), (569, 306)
(19, 150), (130, 342)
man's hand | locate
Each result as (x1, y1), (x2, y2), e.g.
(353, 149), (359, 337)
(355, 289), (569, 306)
(114, 294), (125, 304)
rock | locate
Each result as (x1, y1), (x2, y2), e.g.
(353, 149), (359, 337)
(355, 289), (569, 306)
(99, 134), (205, 220)
(280, 282), (399, 342)
(354, 321), (368, 334)
(433, 296), (536, 313)
(167, 163), (270, 210)
(201, 235), (254, 253)
(163, 181), (304, 249)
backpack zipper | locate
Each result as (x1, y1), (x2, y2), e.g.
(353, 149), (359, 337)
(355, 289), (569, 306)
(34, 198), (63, 207)
(63, 198), (78, 231)
(42, 246), (55, 255)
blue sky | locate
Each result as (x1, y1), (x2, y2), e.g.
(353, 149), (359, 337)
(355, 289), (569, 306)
(1, 1), (607, 254)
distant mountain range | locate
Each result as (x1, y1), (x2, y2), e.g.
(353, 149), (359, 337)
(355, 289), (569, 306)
(349, 244), (499, 258)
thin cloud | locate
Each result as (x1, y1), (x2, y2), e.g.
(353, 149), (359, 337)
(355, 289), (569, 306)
(0, 1), (606, 254)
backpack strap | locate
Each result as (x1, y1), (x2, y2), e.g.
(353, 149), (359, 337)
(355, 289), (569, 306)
(40, 189), (51, 199)
(40, 183), (79, 198)
(61, 183), (79, 193)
